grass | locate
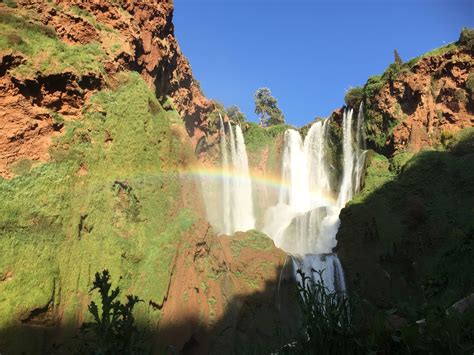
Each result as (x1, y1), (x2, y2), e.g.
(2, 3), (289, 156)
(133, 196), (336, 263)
(230, 230), (275, 259)
(243, 122), (291, 154)
(0, 72), (196, 349)
(69, 6), (116, 33)
(0, 12), (105, 77)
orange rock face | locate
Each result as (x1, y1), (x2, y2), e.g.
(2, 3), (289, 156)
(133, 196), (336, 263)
(0, 1), (212, 177)
(366, 48), (473, 154)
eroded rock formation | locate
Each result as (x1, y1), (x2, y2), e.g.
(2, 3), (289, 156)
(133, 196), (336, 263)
(0, 0), (212, 178)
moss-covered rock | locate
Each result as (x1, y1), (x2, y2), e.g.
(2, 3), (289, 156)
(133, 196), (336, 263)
(0, 72), (198, 352)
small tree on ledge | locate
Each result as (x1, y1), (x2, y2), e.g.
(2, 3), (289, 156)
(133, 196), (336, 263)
(254, 87), (285, 127)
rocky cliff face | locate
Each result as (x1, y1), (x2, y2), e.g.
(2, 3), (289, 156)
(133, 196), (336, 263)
(342, 36), (473, 156)
(367, 47), (473, 154)
(0, 0), (212, 178)
(336, 33), (474, 315)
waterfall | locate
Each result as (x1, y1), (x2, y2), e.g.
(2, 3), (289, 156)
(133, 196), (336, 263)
(293, 254), (346, 293)
(355, 103), (367, 193)
(263, 109), (366, 292)
(338, 106), (367, 207)
(230, 123), (255, 232)
(337, 109), (355, 207)
(304, 119), (332, 200)
(278, 130), (310, 212)
(211, 115), (255, 235)
(219, 114), (232, 235)
(201, 105), (366, 292)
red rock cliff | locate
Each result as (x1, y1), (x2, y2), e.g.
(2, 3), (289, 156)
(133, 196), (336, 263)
(0, 0), (212, 178)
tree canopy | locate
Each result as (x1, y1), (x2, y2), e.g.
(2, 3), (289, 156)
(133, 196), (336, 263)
(226, 105), (246, 124)
(254, 88), (285, 126)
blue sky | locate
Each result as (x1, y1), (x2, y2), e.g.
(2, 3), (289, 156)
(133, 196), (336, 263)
(174, 0), (473, 127)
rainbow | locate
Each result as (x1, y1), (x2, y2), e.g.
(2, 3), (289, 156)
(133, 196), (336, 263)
(180, 165), (338, 203)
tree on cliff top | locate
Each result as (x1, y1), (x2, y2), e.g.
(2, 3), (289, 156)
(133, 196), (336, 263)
(254, 88), (285, 126)
(393, 49), (403, 66)
(226, 105), (246, 124)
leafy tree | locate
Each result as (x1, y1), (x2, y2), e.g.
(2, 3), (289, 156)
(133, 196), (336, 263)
(79, 270), (145, 354)
(226, 105), (246, 124)
(344, 86), (364, 108)
(254, 87), (285, 126)
(393, 49), (403, 66)
(458, 27), (474, 51)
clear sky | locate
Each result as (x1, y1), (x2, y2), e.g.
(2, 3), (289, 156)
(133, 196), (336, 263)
(174, 0), (473, 127)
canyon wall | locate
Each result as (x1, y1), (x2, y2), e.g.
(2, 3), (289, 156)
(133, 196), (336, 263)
(0, 0), (212, 178)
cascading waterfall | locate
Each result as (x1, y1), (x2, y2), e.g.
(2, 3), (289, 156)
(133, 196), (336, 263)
(355, 103), (367, 193)
(200, 106), (366, 292)
(214, 114), (255, 235)
(219, 114), (232, 235)
(263, 108), (366, 292)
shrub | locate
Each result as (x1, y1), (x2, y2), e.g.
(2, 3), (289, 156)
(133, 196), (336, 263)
(1, 0), (17, 8)
(283, 269), (361, 354)
(363, 75), (385, 99)
(344, 86), (364, 108)
(450, 127), (474, 155)
(79, 270), (145, 354)
(390, 152), (414, 174)
(458, 27), (474, 51)
(465, 73), (474, 101)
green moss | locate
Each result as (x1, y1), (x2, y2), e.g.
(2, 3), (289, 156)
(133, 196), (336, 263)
(0, 13), (105, 77)
(351, 152), (394, 204)
(1, 0), (17, 8)
(69, 6), (116, 33)
(9, 159), (32, 176)
(0, 72), (195, 338)
(230, 230), (274, 259)
(389, 151), (414, 174)
(207, 297), (217, 319)
(234, 270), (259, 290)
(243, 122), (290, 154)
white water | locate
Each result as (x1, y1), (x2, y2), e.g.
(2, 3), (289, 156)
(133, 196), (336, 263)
(263, 109), (366, 291)
(201, 108), (365, 292)
(214, 115), (255, 235)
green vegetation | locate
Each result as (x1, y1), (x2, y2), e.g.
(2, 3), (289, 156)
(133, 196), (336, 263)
(269, 267), (474, 354)
(226, 105), (246, 124)
(339, 128), (474, 327)
(79, 270), (145, 354)
(206, 99), (226, 134)
(69, 6), (116, 33)
(230, 230), (274, 259)
(466, 73), (474, 101)
(458, 27), (474, 51)
(0, 12), (105, 77)
(393, 49), (403, 66)
(1, 0), (17, 8)
(243, 122), (290, 154)
(9, 158), (32, 175)
(254, 87), (285, 126)
(353, 28), (472, 152)
(344, 86), (364, 108)
(0, 72), (195, 352)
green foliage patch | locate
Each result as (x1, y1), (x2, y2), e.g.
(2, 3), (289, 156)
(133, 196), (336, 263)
(0, 12), (105, 77)
(230, 230), (274, 259)
(0, 72), (195, 351)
